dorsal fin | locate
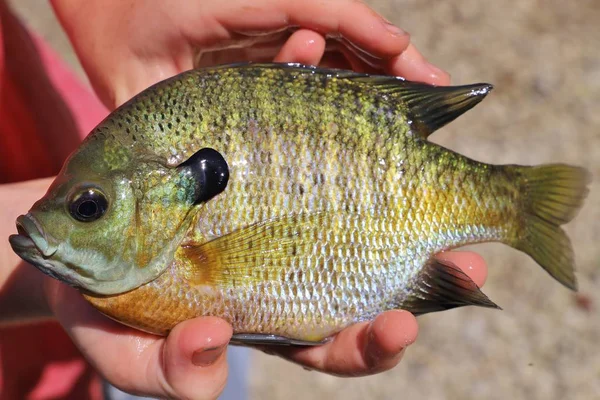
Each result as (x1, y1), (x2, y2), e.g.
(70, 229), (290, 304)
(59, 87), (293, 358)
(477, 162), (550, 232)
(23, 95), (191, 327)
(371, 80), (493, 138)
(239, 63), (493, 138)
(212, 63), (493, 138)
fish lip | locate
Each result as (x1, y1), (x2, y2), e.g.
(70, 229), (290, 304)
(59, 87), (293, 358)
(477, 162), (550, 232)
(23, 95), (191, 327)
(14, 214), (57, 257)
(8, 233), (37, 253)
(9, 223), (87, 289)
(9, 233), (83, 288)
(10, 216), (134, 295)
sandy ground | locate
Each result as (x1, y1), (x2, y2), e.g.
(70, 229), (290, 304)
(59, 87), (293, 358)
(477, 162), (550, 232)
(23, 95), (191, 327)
(9, 1), (600, 399)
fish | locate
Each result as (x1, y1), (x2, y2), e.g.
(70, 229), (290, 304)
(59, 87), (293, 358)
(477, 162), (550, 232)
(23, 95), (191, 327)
(9, 63), (590, 345)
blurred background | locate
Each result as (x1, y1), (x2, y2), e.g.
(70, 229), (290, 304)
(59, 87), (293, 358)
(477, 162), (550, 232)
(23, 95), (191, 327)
(9, 0), (599, 399)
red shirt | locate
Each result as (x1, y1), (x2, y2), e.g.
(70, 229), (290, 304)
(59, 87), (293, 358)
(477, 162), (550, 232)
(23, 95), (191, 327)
(0, 3), (108, 398)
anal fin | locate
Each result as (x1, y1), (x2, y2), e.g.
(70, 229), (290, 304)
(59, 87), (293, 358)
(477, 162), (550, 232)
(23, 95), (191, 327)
(402, 258), (500, 315)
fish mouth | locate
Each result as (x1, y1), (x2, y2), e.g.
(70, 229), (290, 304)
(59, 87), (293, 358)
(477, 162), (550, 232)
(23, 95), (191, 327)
(9, 214), (135, 294)
(10, 214), (57, 258)
(9, 214), (83, 286)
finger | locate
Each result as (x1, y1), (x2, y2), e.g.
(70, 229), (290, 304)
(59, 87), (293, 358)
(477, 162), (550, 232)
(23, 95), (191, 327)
(362, 310), (417, 372)
(275, 310), (417, 377)
(386, 43), (451, 85)
(274, 30), (387, 74)
(435, 251), (488, 287)
(159, 317), (231, 400)
(188, 0), (410, 59)
(45, 280), (231, 399)
(273, 29), (326, 65)
(323, 40), (380, 73)
(327, 36), (390, 72)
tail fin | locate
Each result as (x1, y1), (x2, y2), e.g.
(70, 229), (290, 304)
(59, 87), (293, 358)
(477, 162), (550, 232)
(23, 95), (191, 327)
(514, 164), (591, 290)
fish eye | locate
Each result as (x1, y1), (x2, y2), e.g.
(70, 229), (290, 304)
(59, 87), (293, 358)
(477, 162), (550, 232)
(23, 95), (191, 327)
(68, 188), (109, 222)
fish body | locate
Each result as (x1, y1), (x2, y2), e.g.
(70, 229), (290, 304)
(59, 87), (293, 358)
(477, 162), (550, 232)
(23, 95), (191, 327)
(9, 63), (590, 343)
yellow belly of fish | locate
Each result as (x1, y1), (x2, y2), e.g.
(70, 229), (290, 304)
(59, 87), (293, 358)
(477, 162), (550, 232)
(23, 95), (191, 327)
(84, 262), (361, 340)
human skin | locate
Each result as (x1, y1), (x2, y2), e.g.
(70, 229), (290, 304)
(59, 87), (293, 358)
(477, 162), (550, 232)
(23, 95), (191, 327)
(50, 0), (450, 110)
(0, 1), (488, 399)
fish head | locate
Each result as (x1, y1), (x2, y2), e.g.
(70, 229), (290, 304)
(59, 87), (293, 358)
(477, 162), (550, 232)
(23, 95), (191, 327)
(9, 136), (209, 295)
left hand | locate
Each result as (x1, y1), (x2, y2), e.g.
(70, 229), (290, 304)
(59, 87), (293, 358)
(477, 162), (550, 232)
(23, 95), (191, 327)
(51, 0), (450, 110)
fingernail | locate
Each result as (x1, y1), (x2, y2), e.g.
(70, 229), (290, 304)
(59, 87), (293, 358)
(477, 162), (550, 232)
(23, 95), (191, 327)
(381, 18), (406, 37)
(192, 345), (226, 367)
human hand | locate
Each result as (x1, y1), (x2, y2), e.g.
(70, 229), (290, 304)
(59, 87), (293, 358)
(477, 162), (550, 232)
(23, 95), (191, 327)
(44, 254), (487, 397)
(264, 252), (488, 377)
(51, 0), (450, 110)
(43, 255), (487, 400)
(3, 186), (487, 398)
(45, 280), (233, 399)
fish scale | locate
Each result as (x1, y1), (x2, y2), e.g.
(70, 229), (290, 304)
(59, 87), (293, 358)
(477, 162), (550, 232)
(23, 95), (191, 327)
(10, 63), (590, 344)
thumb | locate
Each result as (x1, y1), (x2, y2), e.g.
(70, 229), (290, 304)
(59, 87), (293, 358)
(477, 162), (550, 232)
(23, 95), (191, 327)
(46, 279), (232, 399)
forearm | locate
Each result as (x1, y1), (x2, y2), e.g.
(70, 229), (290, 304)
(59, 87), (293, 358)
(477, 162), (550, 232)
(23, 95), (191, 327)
(0, 178), (54, 324)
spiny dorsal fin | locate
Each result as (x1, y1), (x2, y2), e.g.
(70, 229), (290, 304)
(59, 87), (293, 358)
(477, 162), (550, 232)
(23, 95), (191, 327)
(402, 258), (500, 315)
(264, 63), (494, 137)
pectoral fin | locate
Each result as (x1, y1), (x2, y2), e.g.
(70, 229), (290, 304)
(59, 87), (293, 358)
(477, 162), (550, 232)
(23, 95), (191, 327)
(180, 213), (325, 287)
